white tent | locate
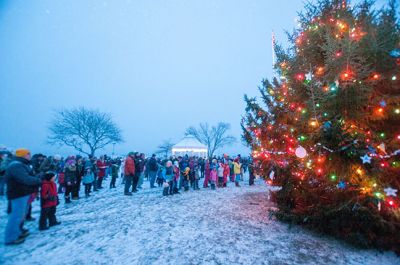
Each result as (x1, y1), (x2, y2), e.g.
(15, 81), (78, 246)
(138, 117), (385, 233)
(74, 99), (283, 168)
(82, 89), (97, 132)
(172, 137), (208, 158)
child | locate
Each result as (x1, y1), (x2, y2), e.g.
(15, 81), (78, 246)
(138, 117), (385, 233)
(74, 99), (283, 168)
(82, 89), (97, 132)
(82, 167), (94, 197)
(217, 162), (224, 188)
(39, 172), (61, 231)
(210, 167), (217, 190)
(157, 164), (165, 187)
(173, 161), (180, 194)
(164, 161), (174, 195)
(193, 166), (200, 190)
(110, 160), (119, 189)
(182, 167), (190, 191)
(223, 161), (230, 187)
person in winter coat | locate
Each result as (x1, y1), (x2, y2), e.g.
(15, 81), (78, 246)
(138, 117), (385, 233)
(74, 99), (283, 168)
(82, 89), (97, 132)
(199, 158), (205, 179)
(137, 153), (145, 189)
(233, 158), (242, 187)
(57, 159), (65, 194)
(209, 166), (217, 190)
(203, 159), (210, 188)
(248, 162), (255, 186)
(64, 158), (77, 204)
(5, 148), (42, 245)
(148, 154), (158, 188)
(181, 167), (190, 191)
(173, 161), (180, 194)
(163, 161), (174, 196)
(72, 156), (84, 199)
(132, 153), (141, 192)
(110, 160), (119, 189)
(39, 172), (61, 231)
(189, 158), (195, 189)
(96, 156), (107, 189)
(157, 163), (165, 187)
(222, 161), (230, 187)
(82, 167), (95, 197)
(124, 152), (135, 195)
(217, 161), (224, 188)
(193, 165), (200, 190)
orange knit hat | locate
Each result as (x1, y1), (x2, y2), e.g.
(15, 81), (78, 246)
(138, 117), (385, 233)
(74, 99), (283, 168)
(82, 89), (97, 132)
(15, 148), (30, 157)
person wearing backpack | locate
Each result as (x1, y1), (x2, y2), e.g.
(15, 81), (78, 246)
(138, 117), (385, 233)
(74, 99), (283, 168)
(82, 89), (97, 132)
(39, 172), (61, 231)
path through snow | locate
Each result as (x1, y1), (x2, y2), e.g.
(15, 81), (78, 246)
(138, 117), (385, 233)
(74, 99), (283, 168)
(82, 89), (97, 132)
(0, 178), (399, 265)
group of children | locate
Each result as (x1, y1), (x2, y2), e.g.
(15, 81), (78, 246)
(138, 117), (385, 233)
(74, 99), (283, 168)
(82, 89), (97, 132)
(158, 157), (245, 197)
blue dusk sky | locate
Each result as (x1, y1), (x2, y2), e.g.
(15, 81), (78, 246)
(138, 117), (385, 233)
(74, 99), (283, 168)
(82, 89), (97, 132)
(0, 0), (392, 156)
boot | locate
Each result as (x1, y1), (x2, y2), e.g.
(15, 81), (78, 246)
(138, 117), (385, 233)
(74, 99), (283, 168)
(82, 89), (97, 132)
(5, 237), (25, 245)
(235, 182), (240, 187)
(65, 197), (71, 204)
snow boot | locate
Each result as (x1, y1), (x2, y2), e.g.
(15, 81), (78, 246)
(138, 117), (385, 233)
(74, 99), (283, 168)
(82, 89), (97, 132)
(65, 196), (71, 204)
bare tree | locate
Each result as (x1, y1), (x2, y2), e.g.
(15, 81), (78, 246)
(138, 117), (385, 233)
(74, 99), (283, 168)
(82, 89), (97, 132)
(48, 107), (123, 156)
(185, 122), (236, 158)
(156, 139), (175, 158)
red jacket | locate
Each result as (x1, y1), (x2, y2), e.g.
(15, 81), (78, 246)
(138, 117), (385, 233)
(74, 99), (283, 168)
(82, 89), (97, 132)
(124, 156), (135, 176)
(96, 160), (107, 178)
(41, 181), (58, 208)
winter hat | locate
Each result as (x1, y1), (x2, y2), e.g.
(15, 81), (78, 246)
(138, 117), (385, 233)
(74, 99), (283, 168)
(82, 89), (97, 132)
(15, 148), (30, 158)
(53, 154), (62, 161)
(44, 171), (56, 181)
(66, 158), (76, 166)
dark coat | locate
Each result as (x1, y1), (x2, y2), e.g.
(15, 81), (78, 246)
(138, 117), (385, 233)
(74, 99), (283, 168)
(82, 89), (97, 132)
(64, 166), (77, 184)
(5, 157), (42, 200)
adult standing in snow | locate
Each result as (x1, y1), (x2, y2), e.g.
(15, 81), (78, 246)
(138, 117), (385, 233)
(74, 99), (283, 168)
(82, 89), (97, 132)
(4, 148), (42, 245)
(147, 154), (158, 188)
(136, 153), (145, 189)
(64, 157), (77, 204)
(73, 156), (84, 199)
(96, 156), (107, 189)
(233, 158), (242, 187)
(132, 153), (141, 192)
(203, 159), (210, 188)
(124, 152), (135, 196)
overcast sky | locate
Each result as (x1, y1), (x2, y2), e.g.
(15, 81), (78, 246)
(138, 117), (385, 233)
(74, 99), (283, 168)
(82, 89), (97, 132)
(0, 0), (391, 157)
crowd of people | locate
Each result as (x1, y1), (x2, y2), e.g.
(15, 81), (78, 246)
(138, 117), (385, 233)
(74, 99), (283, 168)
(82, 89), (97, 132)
(0, 147), (254, 246)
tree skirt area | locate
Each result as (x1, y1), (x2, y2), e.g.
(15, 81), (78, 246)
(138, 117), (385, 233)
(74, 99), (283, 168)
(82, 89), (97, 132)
(0, 178), (399, 265)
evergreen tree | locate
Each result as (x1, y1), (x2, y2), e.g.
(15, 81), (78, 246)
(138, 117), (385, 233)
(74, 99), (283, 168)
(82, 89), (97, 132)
(242, 0), (400, 253)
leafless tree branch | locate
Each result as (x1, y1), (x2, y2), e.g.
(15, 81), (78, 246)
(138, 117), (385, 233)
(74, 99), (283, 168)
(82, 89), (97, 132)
(48, 107), (123, 156)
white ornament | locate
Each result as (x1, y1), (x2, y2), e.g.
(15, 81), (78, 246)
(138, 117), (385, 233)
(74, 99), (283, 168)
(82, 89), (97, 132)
(295, 146), (307, 158)
(305, 72), (313, 81)
(360, 154), (372, 164)
(384, 187), (398, 197)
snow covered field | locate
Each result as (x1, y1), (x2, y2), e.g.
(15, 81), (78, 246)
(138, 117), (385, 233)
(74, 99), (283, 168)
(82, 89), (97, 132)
(1, 178), (399, 265)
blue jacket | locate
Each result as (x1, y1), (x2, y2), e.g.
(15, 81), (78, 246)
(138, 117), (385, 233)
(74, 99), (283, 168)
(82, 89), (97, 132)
(82, 172), (95, 184)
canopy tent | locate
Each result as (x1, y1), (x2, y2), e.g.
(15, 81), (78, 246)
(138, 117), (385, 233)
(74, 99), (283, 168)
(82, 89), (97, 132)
(172, 137), (208, 158)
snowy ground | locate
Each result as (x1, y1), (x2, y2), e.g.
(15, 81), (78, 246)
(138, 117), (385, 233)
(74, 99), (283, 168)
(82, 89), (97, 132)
(0, 177), (399, 265)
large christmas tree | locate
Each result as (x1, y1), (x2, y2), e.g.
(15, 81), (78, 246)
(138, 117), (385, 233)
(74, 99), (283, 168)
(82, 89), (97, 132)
(242, 0), (400, 253)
